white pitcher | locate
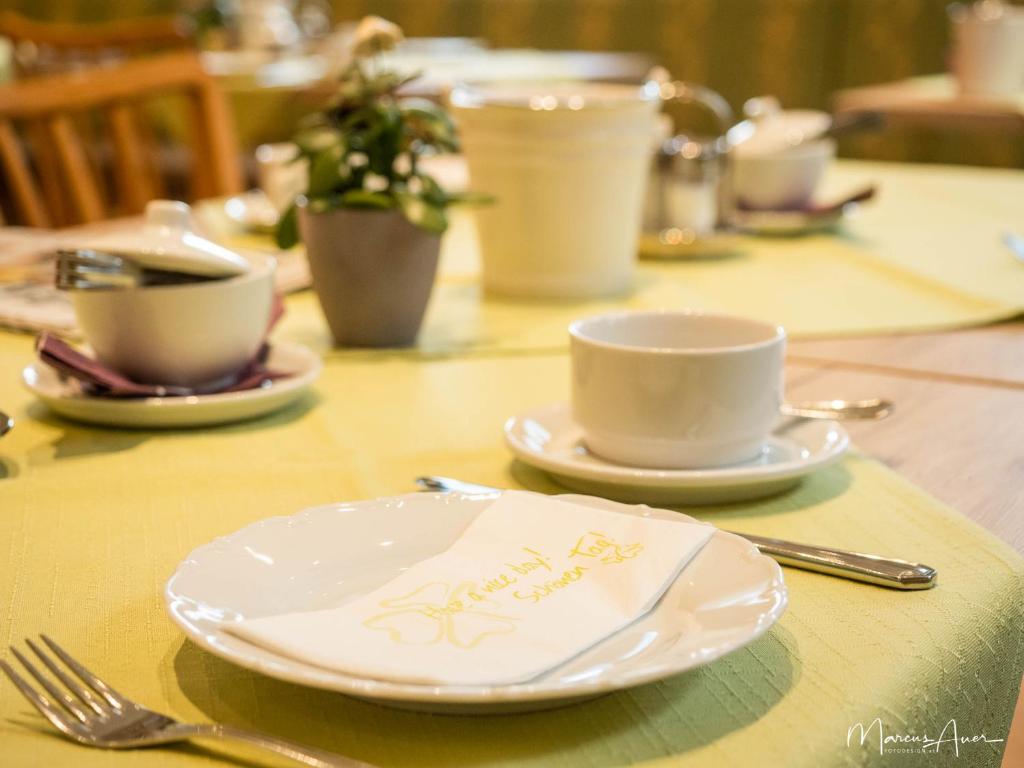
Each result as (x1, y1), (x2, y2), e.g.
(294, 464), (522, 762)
(451, 82), (660, 299)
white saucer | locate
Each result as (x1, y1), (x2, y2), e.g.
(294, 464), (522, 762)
(730, 205), (853, 236)
(504, 402), (849, 505)
(638, 230), (745, 260)
(165, 492), (786, 713)
(22, 341), (321, 429)
(222, 190), (280, 233)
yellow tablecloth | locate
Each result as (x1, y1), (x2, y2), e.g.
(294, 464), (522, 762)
(0, 331), (1022, 767)
(215, 161), (1024, 358)
(2, 159), (1024, 767)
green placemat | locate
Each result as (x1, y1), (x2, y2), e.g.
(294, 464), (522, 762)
(211, 161), (1024, 359)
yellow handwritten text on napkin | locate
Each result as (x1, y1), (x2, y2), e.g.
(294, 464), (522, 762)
(364, 581), (519, 649)
(362, 532), (645, 648)
(230, 492), (714, 686)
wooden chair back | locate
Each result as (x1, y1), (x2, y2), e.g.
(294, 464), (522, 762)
(0, 51), (243, 228)
(0, 11), (191, 76)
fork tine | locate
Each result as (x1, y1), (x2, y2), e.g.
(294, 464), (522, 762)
(55, 254), (124, 268)
(0, 659), (84, 739)
(10, 647), (90, 723)
(39, 635), (125, 710)
(54, 248), (139, 292)
(55, 249), (126, 269)
(54, 270), (138, 290)
(56, 266), (128, 279)
(26, 638), (109, 716)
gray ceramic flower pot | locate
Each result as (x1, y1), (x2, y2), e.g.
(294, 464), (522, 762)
(298, 206), (441, 347)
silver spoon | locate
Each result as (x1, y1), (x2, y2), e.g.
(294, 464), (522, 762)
(415, 476), (936, 590)
(0, 410), (12, 437)
(781, 397), (892, 421)
(725, 110), (884, 153)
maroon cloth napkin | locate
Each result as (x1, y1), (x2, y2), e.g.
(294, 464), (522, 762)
(35, 295), (290, 399)
(35, 334), (287, 398)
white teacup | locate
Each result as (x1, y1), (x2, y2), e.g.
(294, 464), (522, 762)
(451, 81), (660, 299)
(570, 310), (785, 469)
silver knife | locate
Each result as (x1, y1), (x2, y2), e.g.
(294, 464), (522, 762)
(415, 476), (937, 590)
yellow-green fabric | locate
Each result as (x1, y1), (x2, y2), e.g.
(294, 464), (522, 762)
(236, 160), (1024, 358)
(2, 159), (1023, 766)
(0, 329), (1022, 767)
(10, 0), (1024, 167)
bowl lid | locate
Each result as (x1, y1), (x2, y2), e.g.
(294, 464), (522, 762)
(79, 201), (251, 278)
(732, 110), (831, 157)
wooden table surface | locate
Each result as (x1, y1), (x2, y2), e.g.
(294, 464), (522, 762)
(788, 323), (1024, 767)
(834, 74), (1024, 134)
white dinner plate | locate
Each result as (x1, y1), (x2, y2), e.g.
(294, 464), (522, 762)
(165, 491), (786, 713)
(22, 341), (321, 429)
(504, 402), (849, 505)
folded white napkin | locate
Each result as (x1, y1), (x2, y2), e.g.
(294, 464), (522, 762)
(230, 491), (714, 686)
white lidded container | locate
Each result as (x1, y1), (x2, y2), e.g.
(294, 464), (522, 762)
(71, 201), (275, 388)
(729, 109), (834, 211)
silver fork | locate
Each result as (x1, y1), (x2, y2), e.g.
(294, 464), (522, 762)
(1, 634), (373, 767)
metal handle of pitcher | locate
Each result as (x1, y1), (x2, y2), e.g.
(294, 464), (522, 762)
(645, 71), (735, 135)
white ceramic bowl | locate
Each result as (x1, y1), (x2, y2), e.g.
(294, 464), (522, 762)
(72, 254), (275, 388)
(730, 138), (836, 211)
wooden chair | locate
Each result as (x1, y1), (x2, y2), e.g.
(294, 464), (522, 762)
(0, 51), (243, 228)
(0, 11), (191, 76)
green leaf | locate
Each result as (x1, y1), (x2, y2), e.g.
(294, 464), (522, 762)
(397, 191), (448, 234)
(446, 190), (496, 206)
(294, 125), (343, 156)
(275, 204), (300, 249)
(415, 172), (447, 206)
(307, 145), (346, 196)
(340, 189), (396, 209)
(338, 104), (376, 132)
(399, 99), (458, 151)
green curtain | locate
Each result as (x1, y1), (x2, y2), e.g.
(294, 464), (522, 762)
(8, 0), (1023, 166)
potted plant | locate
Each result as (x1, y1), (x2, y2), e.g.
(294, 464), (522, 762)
(276, 16), (472, 347)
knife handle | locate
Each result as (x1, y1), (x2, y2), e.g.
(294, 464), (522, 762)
(739, 532), (937, 590)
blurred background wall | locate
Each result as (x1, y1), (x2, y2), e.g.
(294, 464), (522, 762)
(5, 0), (1022, 167)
